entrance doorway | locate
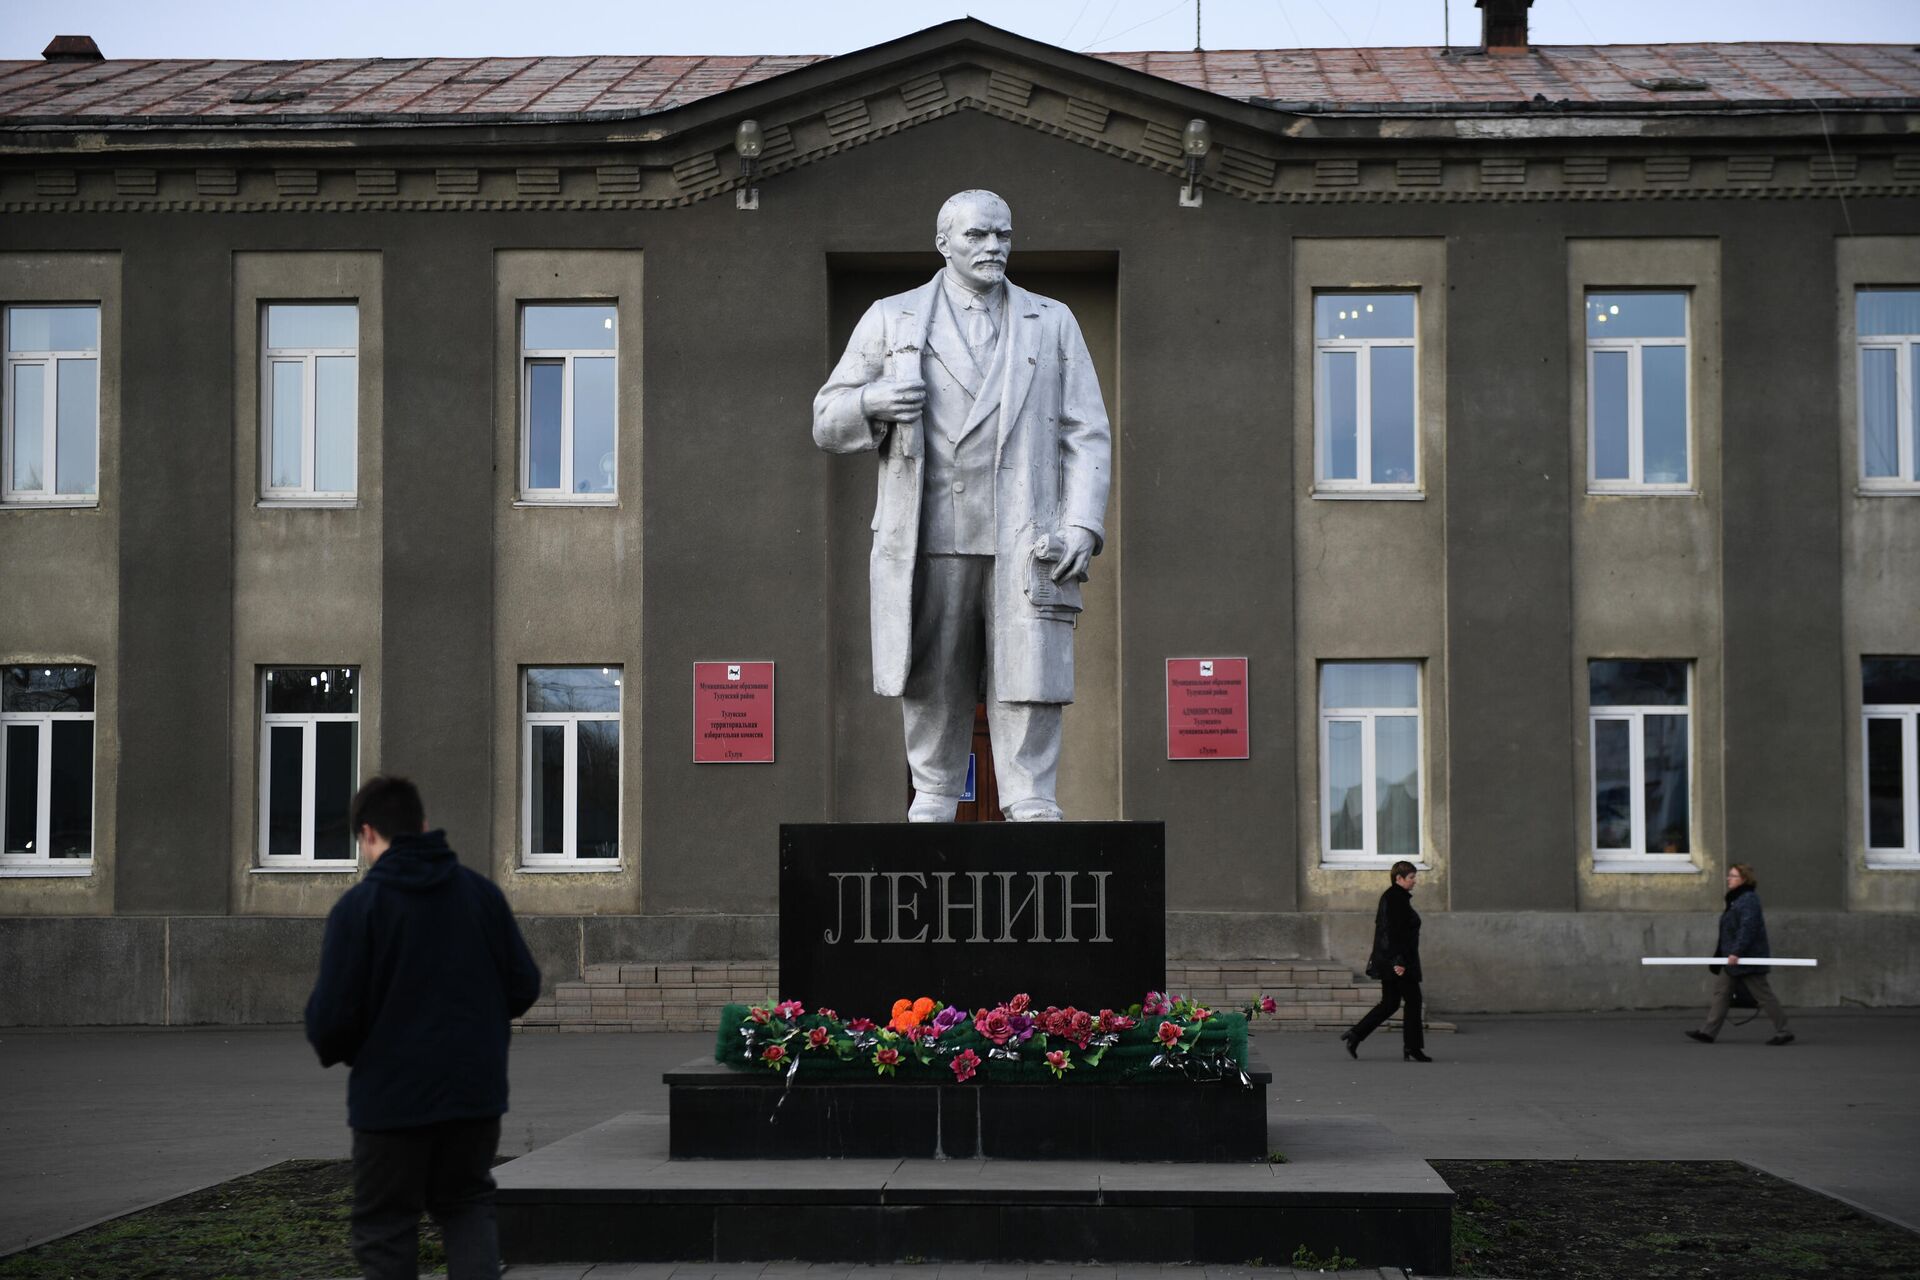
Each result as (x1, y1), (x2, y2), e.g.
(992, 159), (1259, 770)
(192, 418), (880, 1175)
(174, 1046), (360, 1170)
(825, 254), (1120, 823)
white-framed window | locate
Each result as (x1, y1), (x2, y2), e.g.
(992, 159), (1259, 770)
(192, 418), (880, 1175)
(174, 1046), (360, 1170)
(1313, 293), (1418, 492)
(1864, 657), (1920, 866)
(259, 667), (360, 865)
(261, 304), (358, 501)
(1320, 661), (1421, 865)
(522, 666), (621, 866)
(1858, 289), (1920, 491)
(1, 665), (95, 871)
(1586, 291), (1690, 492)
(4, 305), (100, 504)
(1590, 660), (1693, 869)
(520, 305), (617, 502)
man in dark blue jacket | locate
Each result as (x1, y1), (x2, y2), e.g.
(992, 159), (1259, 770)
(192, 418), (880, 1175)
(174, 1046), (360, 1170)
(306, 775), (542, 1280)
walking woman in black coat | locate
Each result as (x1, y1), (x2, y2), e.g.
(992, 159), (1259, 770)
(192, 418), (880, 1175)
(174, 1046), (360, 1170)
(1340, 860), (1431, 1062)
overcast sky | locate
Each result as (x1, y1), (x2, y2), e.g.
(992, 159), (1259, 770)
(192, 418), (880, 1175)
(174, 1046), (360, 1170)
(5, 0), (1917, 61)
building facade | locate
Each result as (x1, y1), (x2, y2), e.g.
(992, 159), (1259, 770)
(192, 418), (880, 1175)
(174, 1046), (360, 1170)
(2, 15), (1918, 1024)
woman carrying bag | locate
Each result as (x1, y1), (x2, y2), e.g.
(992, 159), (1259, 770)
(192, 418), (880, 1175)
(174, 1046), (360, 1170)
(1340, 860), (1432, 1063)
(1686, 863), (1794, 1046)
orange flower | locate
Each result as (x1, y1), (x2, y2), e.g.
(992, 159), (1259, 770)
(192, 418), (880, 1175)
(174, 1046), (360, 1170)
(888, 996), (938, 1033)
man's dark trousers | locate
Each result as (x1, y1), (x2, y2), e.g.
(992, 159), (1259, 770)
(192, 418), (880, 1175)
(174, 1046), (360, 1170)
(351, 1116), (501, 1279)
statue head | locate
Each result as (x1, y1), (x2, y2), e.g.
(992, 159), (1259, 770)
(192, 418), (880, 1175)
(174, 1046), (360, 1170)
(935, 189), (1013, 292)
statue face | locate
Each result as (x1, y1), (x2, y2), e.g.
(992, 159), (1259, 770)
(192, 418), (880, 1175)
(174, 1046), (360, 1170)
(936, 195), (1013, 291)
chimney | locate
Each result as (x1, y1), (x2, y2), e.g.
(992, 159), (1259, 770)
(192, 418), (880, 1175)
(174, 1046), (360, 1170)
(1476, 0), (1534, 54)
(43, 35), (104, 62)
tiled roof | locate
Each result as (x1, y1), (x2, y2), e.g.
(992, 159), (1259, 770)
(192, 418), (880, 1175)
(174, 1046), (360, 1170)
(1, 42), (1916, 123)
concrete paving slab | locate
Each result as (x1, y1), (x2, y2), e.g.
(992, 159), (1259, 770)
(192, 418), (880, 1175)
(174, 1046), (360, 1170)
(4, 1011), (1915, 1259)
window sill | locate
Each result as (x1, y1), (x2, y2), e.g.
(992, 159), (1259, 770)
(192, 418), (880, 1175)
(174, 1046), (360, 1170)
(1593, 855), (1701, 874)
(249, 863), (360, 874)
(1586, 488), (1698, 498)
(515, 862), (624, 874)
(257, 498), (359, 510)
(0, 863), (95, 877)
(1318, 857), (1432, 872)
(1855, 486), (1920, 498)
(512, 498), (620, 509)
(1, 499), (100, 511)
(1864, 855), (1920, 871)
(1312, 488), (1426, 502)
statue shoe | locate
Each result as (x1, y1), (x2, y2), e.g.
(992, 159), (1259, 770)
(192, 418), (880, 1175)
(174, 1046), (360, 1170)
(907, 792), (961, 823)
(1003, 800), (1064, 822)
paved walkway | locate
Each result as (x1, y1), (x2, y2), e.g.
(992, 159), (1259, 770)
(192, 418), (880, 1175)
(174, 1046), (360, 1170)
(4, 1011), (1916, 1264)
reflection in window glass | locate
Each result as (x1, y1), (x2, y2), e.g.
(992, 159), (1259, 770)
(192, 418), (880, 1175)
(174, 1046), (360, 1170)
(1589, 659), (1691, 861)
(2, 665), (97, 866)
(1641, 345), (1688, 485)
(1857, 289), (1920, 337)
(6, 305), (101, 502)
(9, 363), (44, 492)
(522, 306), (619, 500)
(1863, 657), (1919, 859)
(523, 666), (622, 863)
(7, 306), (99, 352)
(1593, 718), (1632, 850)
(1320, 662), (1420, 863)
(263, 304), (358, 499)
(1314, 293), (1418, 490)
(1861, 347), (1899, 478)
(260, 667), (359, 863)
(1586, 291), (1687, 489)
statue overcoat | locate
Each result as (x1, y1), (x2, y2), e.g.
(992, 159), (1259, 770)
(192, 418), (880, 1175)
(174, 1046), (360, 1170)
(813, 273), (1111, 702)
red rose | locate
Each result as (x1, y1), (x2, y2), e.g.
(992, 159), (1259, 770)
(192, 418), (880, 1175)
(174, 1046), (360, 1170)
(847, 1017), (876, 1033)
(1008, 993), (1032, 1014)
(1157, 1020), (1183, 1048)
(1260, 995), (1278, 1014)
(1067, 1010), (1095, 1048)
(748, 1007), (771, 1024)
(951, 1049), (981, 1082)
(1099, 1009), (1136, 1032)
(807, 1026), (830, 1050)
(762, 1044), (788, 1067)
(816, 1007), (838, 1020)
(977, 1007), (1014, 1045)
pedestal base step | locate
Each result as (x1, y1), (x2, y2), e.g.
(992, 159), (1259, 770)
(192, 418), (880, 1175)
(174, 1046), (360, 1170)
(495, 1111), (1455, 1274)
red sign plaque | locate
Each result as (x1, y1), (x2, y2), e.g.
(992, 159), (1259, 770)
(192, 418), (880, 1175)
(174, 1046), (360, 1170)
(693, 662), (775, 763)
(1166, 658), (1250, 760)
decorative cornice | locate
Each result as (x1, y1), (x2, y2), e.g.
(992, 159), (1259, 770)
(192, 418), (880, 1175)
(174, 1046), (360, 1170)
(3, 54), (1917, 215)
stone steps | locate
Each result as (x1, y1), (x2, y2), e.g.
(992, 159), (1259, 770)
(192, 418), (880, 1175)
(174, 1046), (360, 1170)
(514, 958), (1453, 1035)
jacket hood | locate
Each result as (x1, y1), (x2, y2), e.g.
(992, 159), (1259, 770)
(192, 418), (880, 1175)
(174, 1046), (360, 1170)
(368, 829), (458, 891)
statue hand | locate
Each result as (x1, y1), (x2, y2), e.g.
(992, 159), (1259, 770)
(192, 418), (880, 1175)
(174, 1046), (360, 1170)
(1051, 526), (1097, 582)
(860, 378), (926, 423)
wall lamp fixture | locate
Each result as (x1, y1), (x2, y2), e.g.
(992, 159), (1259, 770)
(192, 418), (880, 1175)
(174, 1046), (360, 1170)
(735, 119), (764, 210)
(1180, 118), (1212, 208)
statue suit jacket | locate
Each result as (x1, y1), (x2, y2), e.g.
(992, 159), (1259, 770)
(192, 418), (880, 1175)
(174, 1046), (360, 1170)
(813, 272), (1111, 703)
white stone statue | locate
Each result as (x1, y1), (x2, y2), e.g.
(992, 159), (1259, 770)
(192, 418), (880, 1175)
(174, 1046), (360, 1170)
(813, 190), (1112, 822)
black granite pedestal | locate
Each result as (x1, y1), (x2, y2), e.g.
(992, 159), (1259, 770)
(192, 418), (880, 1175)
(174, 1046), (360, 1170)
(668, 1056), (1270, 1161)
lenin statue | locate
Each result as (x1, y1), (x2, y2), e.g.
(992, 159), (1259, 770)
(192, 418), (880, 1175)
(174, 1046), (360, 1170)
(813, 191), (1112, 822)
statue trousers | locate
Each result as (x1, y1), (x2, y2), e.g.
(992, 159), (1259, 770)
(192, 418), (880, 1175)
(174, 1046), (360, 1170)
(903, 553), (1062, 813)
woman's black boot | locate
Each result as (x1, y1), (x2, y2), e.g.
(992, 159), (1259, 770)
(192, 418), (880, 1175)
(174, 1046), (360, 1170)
(1339, 1031), (1358, 1060)
(1403, 1048), (1432, 1063)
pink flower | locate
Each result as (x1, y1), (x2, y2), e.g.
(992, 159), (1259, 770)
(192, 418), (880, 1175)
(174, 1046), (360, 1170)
(1046, 1050), (1067, 1069)
(951, 1049), (981, 1082)
(1099, 1009), (1136, 1033)
(1067, 1009), (1095, 1048)
(1156, 1020), (1184, 1048)
(1190, 1007), (1212, 1023)
(874, 1046), (901, 1076)
(1260, 995), (1278, 1014)
(976, 1007), (1014, 1045)
(816, 1007), (838, 1021)
(847, 1017), (876, 1033)
(748, 1006), (771, 1024)
(1008, 993), (1032, 1014)
(774, 1000), (806, 1021)
(761, 1044), (788, 1067)
(906, 1024), (930, 1043)
(806, 1026), (831, 1050)
(1143, 991), (1169, 1016)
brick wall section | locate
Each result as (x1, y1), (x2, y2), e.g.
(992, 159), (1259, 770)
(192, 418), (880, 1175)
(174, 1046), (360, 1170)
(515, 957), (1454, 1035)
